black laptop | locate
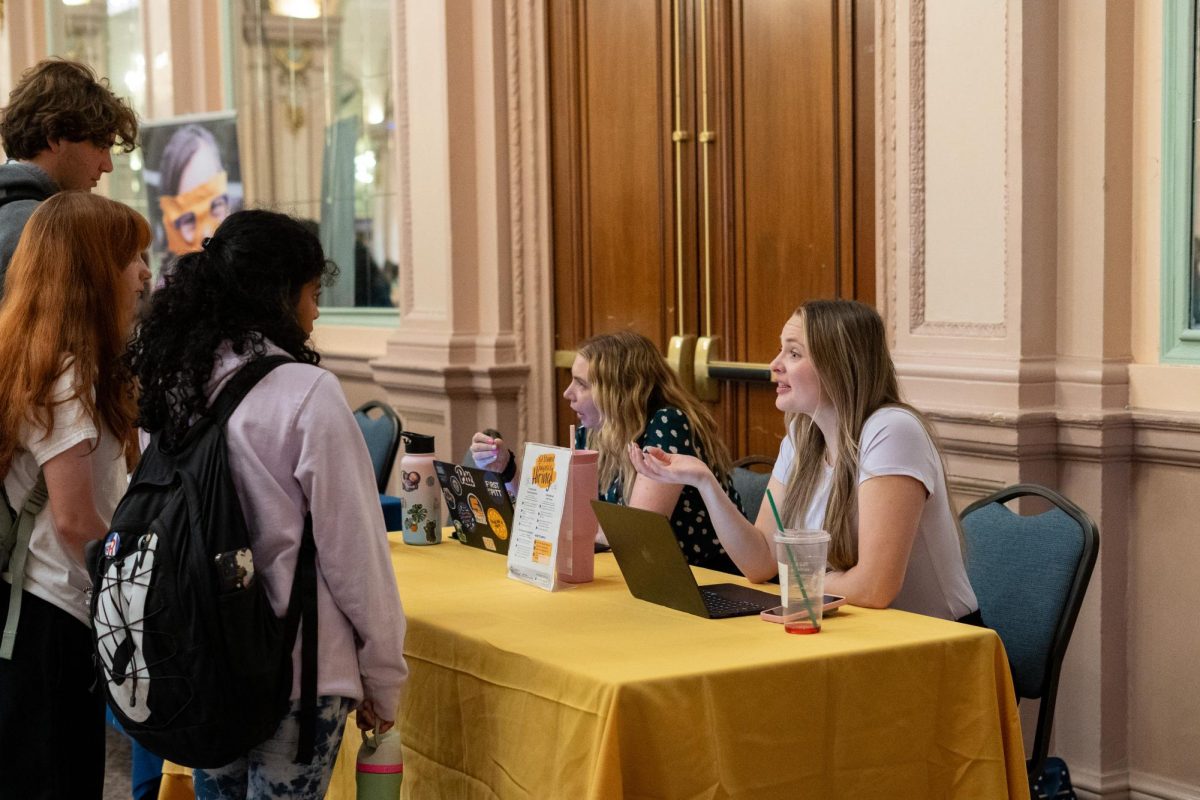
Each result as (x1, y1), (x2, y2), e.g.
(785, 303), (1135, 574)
(591, 501), (781, 619)
(434, 461), (515, 555)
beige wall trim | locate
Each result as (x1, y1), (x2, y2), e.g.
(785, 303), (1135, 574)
(319, 350), (377, 382)
(925, 405), (1200, 468)
(1132, 410), (1200, 468)
(1035, 755), (1200, 798)
(1068, 766), (1130, 800)
(925, 408), (1059, 461)
(370, 362), (531, 395)
(944, 473), (1006, 501)
(1125, 771), (1200, 800)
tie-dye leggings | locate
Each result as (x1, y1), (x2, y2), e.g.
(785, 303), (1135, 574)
(193, 696), (352, 800)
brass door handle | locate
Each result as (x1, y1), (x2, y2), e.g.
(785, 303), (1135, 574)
(693, 336), (772, 401)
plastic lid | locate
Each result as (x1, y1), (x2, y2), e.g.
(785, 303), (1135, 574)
(773, 529), (830, 544)
(401, 431), (435, 453)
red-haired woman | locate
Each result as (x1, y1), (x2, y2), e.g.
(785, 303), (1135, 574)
(0, 191), (151, 798)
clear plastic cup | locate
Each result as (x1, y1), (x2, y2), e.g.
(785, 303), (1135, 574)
(774, 529), (830, 634)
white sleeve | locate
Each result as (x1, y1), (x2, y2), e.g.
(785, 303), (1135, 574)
(23, 368), (97, 465)
(857, 408), (939, 494)
(770, 428), (795, 484)
(292, 372), (408, 713)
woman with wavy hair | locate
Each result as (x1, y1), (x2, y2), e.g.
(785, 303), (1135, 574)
(630, 300), (979, 621)
(0, 191), (150, 798)
(126, 209), (407, 799)
(472, 330), (742, 574)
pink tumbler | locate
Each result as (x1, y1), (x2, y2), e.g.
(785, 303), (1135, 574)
(557, 449), (598, 583)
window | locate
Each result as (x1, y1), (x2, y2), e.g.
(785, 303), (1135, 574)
(1163, 0), (1200, 361)
(42, 0), (399, 318)
(240, 0), (399, 318)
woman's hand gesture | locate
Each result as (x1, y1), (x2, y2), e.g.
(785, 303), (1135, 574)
(627, 443), (715, 489)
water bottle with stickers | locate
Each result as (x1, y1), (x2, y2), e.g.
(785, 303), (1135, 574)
(398, 432), (442, 545)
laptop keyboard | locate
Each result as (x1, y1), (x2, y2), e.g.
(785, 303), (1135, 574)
(700, 589), (765, 619)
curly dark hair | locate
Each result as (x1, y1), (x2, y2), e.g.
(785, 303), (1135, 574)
(127, 209), (339, 448)
(0, 58), (138, 158)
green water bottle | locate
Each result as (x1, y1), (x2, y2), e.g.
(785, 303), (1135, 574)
(356, 729), (404, 799)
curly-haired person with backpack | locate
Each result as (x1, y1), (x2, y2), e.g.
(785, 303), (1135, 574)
(0, 192), (151, 799)
(124, 210), (407, 799)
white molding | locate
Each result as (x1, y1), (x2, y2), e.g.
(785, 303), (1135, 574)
(877, 0), (899, 323)
(505, 0), (555, 448)
(1068, 765), (1130, 800)
(1128, 770), (1200, 800)
(906, 0), (927, 332)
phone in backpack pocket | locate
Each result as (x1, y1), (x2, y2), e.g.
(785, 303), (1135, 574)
(214, 548), (255, 592)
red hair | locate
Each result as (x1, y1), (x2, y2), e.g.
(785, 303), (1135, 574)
(0, 192), (150, 472)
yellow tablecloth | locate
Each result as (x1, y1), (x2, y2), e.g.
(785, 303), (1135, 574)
(163, 534), (1028, 799)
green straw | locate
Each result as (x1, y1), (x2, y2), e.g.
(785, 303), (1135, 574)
(766, 488), (819, 627)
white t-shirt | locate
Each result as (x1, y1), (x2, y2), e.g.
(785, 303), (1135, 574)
(771, 406), (977, 620)
(2, 366), (128, 625)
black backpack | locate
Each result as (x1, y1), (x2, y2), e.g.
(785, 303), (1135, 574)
(89, 355), (318, 768)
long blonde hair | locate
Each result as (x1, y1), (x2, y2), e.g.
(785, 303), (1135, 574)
(0, 192), (150, 473)
(779, 299), (956, 570)
(577, 331), (732, 502)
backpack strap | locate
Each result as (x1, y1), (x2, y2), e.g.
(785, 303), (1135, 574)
(212, 354), (318, 763)
(284, 513), (318, 764)
(1, 472), (49, 660)
(209, 354), (294, 426)
(0, 189), (47, 208)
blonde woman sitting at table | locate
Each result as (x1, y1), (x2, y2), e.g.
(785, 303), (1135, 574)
(471, 330), (744, 575)
(629, 299), (980, 622)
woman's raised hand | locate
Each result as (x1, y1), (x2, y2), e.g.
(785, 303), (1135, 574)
(627, 443), (714, 488)
(470, 431), (510, 473)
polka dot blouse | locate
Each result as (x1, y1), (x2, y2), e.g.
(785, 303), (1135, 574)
(579, 406), (742, 575)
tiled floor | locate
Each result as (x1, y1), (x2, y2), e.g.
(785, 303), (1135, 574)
(104, 724), (133, 800)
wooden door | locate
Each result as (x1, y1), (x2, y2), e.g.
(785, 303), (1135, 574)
(548, 0), (874, 457)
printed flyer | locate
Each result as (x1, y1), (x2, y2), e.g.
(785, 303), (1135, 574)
(507, 444), (573, 591)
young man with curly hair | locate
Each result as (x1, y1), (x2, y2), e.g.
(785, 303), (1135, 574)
(0, 58), (138, 288)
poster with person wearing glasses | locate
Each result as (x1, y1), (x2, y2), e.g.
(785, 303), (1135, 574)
(141, 112), (243, 267)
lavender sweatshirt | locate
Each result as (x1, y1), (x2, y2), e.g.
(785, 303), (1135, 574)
(207, 342), (407, 717)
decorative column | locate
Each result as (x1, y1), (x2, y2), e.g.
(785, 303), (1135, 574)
(141, 0), (225, 118)
(369, 0), (552, 461)
(1045, 4), (1134, 795)
(880, 1), (1132, 796)
(0, 1), (48, 101)
(238, 2), (338, 216)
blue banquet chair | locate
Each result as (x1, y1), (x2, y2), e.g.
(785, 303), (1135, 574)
(353, 400), (402, 492)
(960, 483), (1099, 790)
(731, 455), (774, 522)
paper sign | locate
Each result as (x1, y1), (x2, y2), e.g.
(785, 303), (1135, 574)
(507, 444), (574, 591)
